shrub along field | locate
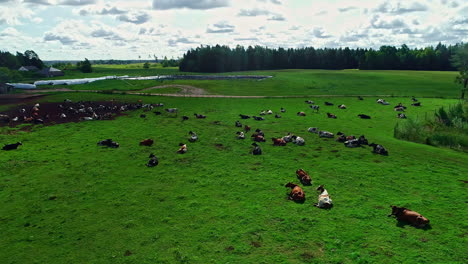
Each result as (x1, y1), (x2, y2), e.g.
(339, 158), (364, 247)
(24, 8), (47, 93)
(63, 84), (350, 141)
(0, 90), (466, 263)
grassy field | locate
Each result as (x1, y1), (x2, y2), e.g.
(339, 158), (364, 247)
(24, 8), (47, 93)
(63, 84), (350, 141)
(1, 89), (467, 263)
(36, 68), (460, 98)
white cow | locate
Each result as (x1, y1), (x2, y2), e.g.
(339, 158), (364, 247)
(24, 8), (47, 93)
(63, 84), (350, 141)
(315, 185), (333, 208)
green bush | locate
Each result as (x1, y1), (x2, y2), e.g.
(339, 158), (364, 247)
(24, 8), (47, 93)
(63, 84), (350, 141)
(395, 102), (468, 151)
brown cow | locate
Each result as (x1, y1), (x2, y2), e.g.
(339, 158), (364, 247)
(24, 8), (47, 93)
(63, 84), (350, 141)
(296, 169), (312, 185)
(285, 182), (305, 202)
(244, 125), (251, 132)
(272, 137), (287, 146)
(297, 112), (306, 116)
(327, 112), (337, 119)
(388, 205), (430, 228)
(139, 139), (154, 146)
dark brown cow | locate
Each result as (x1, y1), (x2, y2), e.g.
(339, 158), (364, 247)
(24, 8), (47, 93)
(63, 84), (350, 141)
(296, 169), (312, 185)
(244, 125), (251, 132)
(252, 134), (266, 142)
(285, 182), (305, 202)
(271, 137), (287, 146)
(139, 139), (154, 146)
(388, 205), (430, 228)
(297, 112), (306, 116)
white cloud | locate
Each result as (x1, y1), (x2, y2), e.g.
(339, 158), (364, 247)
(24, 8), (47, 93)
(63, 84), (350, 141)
(206, 21), (235, 33)
(152, 0), (229, 10)
(117, 12), (150, 24)
(57, 0), (96, 6)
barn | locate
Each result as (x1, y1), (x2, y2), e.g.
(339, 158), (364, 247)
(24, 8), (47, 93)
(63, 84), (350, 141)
(18, 66), (39, 72)
(38, 67), (64, 77)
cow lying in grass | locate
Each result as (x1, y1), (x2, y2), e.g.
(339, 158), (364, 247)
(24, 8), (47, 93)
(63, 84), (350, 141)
(310, 105), (320, 112)
(272, 137), (287, 146)
(235, 121), (242, 127)
(314, 185), (333, 209)
(253, 116), (265, 121)
(188, 131), (198, 142)
(98, 139), (119, 148)
(411, 102), (421, 106)
(377, 99), (390, 105)
(308, 127), (319, 133)
(139, 139), (154, 146)
(296, 169), (312, 185)
(177, 143), (187, 154)
(239, 114), (250, 119)
(338, 104), (346, 109)
(146, 153), (159, 167)
(397, 113), (407, 119)
(291, 135), (305, 146)
(297, 112), (306, 116)
(388, 205), (429, 228)
(369, 143), (388, 155)
(325, 102), (334, 106)
(285, 182), (305, 202)
(194, 113), (206, 119)
(327, 113), (337, 119)
(236, 131), (245, 139)
(319, 131), (334, 138)
(251, 143), (262, 155)
(283, 133), (293, 142)
(252, 134), (266, 142)
(358, 114), (371, 119)
(165, 108), (178, 113)
(2, 142), (22, 150)
(0, 114), (10, 123)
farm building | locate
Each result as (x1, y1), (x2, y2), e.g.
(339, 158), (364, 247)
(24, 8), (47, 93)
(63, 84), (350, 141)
(38, 67), (64, 77)
(18, 66), (39, 72)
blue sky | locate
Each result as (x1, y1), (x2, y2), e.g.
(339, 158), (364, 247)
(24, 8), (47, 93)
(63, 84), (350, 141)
(0, 0), (466, 60)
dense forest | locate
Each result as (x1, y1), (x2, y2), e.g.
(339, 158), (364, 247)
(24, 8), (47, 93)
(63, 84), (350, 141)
(179, 43), (462, 73)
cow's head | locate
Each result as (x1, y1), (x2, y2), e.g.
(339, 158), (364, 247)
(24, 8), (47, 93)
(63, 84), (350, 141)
(316, 185), (325, 193)
(389, 205), (404, 217)
(416, 215), (430, 227)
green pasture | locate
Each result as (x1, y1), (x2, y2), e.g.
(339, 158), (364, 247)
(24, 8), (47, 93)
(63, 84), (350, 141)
(1, 92), (466, 264)
(39, 69), (460, 98)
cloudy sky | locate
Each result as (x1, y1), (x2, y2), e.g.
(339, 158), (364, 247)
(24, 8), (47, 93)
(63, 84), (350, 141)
(0, 0), (467, 60)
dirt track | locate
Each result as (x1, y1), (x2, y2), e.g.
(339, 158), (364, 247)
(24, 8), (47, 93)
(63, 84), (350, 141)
(15, 85), (394, 98)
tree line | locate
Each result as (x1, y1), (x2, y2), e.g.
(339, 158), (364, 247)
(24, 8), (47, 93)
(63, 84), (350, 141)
(179, 43), (463, 73)
(0, 50), (45, 70)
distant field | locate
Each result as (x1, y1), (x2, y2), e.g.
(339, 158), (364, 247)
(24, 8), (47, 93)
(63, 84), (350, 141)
(0, 92), (466, 264)
(35, 68), (460, 98)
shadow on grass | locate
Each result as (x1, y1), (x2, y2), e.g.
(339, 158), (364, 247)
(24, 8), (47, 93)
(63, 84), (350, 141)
(396, 221), (432, 230)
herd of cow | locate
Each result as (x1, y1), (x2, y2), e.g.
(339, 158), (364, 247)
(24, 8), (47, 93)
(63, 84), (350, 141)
(1, 96), (429, 228)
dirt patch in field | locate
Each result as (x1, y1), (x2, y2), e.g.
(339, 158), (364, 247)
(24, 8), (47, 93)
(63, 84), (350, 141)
(141, 85), (207, 95)
(0, 94), (48, 104)
(0, 99), (152, 128)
